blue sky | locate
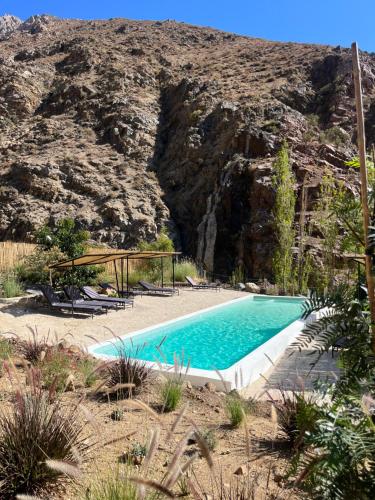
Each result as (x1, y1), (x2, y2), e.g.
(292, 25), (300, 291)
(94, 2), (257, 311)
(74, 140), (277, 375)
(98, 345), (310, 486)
(2, 0), (375, 52)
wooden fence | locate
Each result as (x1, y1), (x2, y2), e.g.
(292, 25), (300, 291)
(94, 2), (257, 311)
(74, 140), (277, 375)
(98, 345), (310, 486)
(0, 241), (138, 278)
(0, 241), (36, 271)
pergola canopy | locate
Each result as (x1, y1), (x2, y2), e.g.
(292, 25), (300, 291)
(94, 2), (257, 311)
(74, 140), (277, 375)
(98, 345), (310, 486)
(50, 250), (181, 269)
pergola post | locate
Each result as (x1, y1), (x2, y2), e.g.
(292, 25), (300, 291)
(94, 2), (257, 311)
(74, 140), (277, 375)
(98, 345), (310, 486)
(161, 257), (164, 288)
(172, 255), (175, 289)
(126, 256), (129, 296)
(113, 259), (120, 294)
(121, 258), (124, 297)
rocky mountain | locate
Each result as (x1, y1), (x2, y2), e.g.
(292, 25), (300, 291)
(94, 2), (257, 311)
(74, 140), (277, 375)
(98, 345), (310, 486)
(0, 14), (374, 278)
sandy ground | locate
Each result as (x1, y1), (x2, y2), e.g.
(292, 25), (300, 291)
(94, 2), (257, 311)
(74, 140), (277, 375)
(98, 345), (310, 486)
(0, 289), (244, 345)
(0, 288), (340, 397)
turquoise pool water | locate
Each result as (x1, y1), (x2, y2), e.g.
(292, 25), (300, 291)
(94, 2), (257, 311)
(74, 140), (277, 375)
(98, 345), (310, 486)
(93, 295), (305, 370)
(92, 296), (305, 370)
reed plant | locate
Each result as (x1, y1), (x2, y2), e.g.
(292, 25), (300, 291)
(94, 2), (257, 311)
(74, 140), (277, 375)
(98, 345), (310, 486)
(1, 272), (24, 298)
(225, 394), (247, 428)
(160, 378), (183, 412)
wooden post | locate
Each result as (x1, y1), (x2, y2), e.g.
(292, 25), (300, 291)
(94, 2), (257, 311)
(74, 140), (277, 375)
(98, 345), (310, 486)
(352, 42), (375, 353)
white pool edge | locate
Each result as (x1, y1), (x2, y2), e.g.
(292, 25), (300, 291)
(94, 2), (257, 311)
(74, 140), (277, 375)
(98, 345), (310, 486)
(88, 294), (311, 391)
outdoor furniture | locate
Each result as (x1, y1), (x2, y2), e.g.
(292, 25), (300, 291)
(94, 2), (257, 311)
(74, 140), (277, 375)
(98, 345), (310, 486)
(185, 276), (221, 291)
(81, 286), (134, 308)
(138, 280), (179, 296)
(39, 284), (105, 318)
(99, 282), (145, 298)
(64, 285), (119, 311)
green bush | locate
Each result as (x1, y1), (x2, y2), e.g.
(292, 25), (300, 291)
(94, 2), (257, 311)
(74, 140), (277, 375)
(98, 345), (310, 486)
(225, 394), (247, 428)
(40, 350), (72, 393)
(0, 387), (90, 497)
(229, 265), (245, 287)
(1, 273), (24, 298)
(19, 218), (102, 286)
(160, 379), (183, 412)
(173, 259), (199, 282)
(0, 338), (13, 376)
(319, 126), (347, 147)
(76, 357), (99, 388)
(270, 389), (320, 450)
(83, 470), (137, 500)
(291, 390), (375, 498)
(16, 247), (66, 285)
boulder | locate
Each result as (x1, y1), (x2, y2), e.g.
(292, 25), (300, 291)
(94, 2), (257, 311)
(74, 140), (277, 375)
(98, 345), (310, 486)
(244, 282), (260, 293)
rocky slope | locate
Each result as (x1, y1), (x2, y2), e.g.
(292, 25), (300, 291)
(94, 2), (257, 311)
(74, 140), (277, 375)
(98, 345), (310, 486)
(1, 14), (375, 278)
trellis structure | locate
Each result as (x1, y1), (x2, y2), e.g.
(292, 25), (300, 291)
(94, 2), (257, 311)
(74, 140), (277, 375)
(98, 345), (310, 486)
(50, 250), (181, 295)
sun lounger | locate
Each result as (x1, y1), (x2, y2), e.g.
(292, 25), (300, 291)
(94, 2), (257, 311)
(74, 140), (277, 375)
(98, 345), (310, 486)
(64, 285), (119, 311)
(185, 276), (221, 291)
(99, 282), (144, 298)
(81, 286), (134, 308)
(138, 280), (179, 296)
(39, 284), (104, 318)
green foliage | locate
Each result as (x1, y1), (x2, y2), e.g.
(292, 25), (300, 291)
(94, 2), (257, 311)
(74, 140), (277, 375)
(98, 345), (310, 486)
(160, 379), (183, 412)
(270, 389), (320, 450)
(0, 386), (90, 497)
(272, 142), (296, 293)
(173, 259), (199, 282)
(40, 350), (72, 393)
(229, 265), (245, 287)
(83, 470), (138, 500)
(138, 227), (174, 253)
(136, 227), (175, 284)
(225, 394), (247, 428)
(36, 218), (89, 258)
(77, 357), (99, 388)
(295, 286), (373, 386)
(292, 390), (375, 499)
(290, 285), (375, 497)
(319, 126), (348, 147)
(0, 338), (13, 376)
(0, 338), (12, 361)
(129, 441), (147, 460)
(197, 427), (217, 451)
(312, 173), (341, 292)
(0, 272), (23, 298)
(16, 247), (66, 285)
(20, 218), (102, 286)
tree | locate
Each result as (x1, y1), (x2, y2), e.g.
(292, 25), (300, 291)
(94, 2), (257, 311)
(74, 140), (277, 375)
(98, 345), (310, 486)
(272, 142), (296, 293)
(22, 218), (101, 286)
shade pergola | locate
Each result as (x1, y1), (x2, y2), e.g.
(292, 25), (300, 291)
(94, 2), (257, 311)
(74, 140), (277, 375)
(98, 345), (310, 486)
(50, 250), (181, 295)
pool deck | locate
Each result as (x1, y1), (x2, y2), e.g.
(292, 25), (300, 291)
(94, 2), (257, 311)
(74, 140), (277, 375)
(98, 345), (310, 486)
(0, 288), (244, 345)
(0, 288), (340, 394)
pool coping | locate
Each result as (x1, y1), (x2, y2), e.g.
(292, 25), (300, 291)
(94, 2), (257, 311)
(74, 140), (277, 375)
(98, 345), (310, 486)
(88, 293), (308, 390)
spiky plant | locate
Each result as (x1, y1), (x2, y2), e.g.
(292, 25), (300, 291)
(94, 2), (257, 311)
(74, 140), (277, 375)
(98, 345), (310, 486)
(15, 328), (50, 364)
(160, 379), (183, 412)
(106, 347), (151, 399)
(0, 385), (92, 497)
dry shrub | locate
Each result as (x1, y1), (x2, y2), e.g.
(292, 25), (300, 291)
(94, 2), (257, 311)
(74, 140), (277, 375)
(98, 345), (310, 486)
(0, 384), (92, 497)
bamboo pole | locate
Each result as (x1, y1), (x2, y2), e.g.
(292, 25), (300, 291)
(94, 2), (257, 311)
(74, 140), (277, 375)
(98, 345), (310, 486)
(351, 42), (375, 353)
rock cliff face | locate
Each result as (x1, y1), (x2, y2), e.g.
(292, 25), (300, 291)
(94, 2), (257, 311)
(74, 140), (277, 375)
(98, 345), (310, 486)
(1, 15), (375, 277)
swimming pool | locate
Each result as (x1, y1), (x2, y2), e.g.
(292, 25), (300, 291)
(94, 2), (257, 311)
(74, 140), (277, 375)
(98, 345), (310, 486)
(90, 294), (307, 390)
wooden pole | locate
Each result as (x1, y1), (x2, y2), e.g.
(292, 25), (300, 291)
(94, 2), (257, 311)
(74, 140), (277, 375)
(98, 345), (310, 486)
(352, 42), (375, 353)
